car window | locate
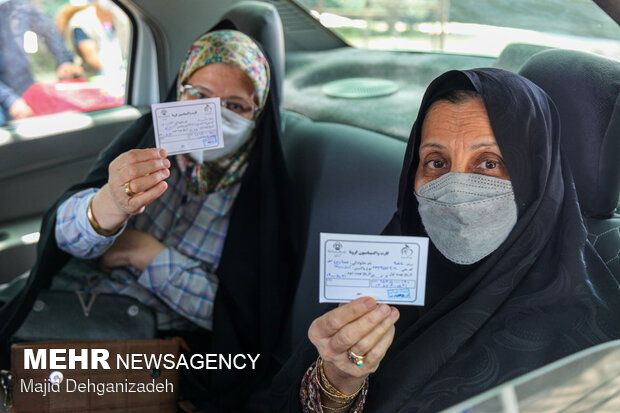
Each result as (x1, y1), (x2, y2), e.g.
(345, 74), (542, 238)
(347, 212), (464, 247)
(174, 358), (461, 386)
(294, 0), (620, 60)
(0, 0), (131, 126)
(442, 339), (620, 412)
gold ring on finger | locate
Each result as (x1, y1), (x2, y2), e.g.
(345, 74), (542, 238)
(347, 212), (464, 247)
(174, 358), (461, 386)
(347, 350), (365, 367)
(124, 181), (136, 197)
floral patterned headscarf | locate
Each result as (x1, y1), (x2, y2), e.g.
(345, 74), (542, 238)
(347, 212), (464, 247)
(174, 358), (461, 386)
(176, 29), (270, 112)
(174, 30), (270, 195)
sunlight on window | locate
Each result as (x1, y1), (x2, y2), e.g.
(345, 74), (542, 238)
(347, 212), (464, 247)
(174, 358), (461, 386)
(394, 22), (408, 33)
(15, 113), (94, 139)
(295, 0), (620, 60)
(374, 22), (389, 33)
(20, 232), (40, 245)
(23, 31), (38, 54)
(317, 11), (368, 29)
(0, 129), (11, 146)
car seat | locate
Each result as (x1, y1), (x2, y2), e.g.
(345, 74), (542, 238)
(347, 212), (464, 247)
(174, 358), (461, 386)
(221, 1), (285, 103)
(519, 49), (620, 277)
(281, 112), (406, 348)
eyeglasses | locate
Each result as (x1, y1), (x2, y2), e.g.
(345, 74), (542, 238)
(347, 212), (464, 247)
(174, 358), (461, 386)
(180, 84), (259, 119)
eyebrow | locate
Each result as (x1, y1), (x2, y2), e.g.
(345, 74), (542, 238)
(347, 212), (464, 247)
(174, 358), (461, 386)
(419, 141), (498, 151)
(419, 143), (446, 150)
(469, 141), (499, 150)
(191, 84), (250, 101)
(190, 84), (213, 94)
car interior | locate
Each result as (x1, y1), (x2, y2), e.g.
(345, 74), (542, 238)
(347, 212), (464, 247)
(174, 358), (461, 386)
(443, 339), (620, 412)
(0, 0), (618, 409)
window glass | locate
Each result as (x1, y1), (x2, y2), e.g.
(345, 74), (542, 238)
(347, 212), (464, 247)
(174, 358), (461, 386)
(295, 0), (620, 59)
(0, 0), (131, 126)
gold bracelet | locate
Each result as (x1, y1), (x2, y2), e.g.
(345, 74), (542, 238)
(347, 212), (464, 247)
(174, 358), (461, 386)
(316, 357), (365, 402)
(87, 195), (119, 237)
(318, 357), (347, 397)
(320, 357), (365, 398)
(319, 389), (356, 407)
(316, 374), (358, 406)
(320, 400), (354, 412)
(316, 358), (351, 402)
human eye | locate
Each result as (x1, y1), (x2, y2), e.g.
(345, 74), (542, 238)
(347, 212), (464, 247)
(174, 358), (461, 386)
(418, 153), (449, 180)
(425, 159), (447, 169)
(226, 102), (244, 112)
(473, 153), (509, 179)
(225, 100), (249, 114)
(478, 159), (500, 170)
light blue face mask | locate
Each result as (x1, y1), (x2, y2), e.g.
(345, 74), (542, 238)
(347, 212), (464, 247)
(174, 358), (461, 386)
(415, 172), (518, 265)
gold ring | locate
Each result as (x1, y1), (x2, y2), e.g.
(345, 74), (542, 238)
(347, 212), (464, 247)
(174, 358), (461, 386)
(347, 350), (365, 367)
(124, 181), (136, 197)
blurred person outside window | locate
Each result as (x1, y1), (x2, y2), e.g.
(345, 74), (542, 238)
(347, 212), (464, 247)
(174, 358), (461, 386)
(57, 0), (129, 96)
(0, 0), (82, 124)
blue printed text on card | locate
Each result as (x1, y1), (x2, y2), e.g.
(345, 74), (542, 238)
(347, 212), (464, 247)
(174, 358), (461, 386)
(319, 233), (429, 306)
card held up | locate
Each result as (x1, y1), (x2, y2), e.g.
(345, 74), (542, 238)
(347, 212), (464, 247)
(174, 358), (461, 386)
(320, 233), (429, 306)
(151, 98), (224, 156)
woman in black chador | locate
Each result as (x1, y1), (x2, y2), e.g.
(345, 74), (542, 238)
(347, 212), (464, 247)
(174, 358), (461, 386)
(274, 68), (620, 413)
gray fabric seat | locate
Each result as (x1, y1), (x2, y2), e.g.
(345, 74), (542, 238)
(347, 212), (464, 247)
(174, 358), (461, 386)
(221, 1), (285, 102)
(280, 111), (406, 347)
(520, 49), (620, 278)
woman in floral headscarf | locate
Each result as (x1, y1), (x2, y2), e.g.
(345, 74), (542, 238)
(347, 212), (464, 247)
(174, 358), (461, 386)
(13, 24), (299, 410)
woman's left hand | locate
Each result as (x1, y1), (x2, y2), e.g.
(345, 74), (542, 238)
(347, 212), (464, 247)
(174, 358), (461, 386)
(99, 229), (165, 272)
(308, 297), (399, 395)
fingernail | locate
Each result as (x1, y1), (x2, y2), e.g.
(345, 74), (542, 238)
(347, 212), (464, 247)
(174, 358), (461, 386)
(390, 308), (400, 320)
(163, 159), (171, 168)
(363, 297), (376, 309)
(378, 304), (390, 315)
(159, 149), (167, 158)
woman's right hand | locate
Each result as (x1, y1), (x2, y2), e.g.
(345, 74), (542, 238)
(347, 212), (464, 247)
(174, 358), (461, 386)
(91, 148), (170, 232)
(308, 297), (399, 396)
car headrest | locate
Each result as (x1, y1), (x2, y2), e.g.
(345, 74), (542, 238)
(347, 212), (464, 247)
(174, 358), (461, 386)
(221, 1), (285, 103)
(520, 49), (620, 219)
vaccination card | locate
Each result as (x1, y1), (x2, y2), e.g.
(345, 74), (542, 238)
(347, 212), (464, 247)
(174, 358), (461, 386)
(320, 233), (429, 306)
(151, 98), (224, 156)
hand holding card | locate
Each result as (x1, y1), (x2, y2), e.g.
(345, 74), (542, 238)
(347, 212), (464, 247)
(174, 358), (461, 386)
(308, 296), (399, 398)
(90, 148), (170, 234)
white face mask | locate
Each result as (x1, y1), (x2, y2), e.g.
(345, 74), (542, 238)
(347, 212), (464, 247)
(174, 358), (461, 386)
(190, 106), (255, 163)
(415, 172), (518, 265)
